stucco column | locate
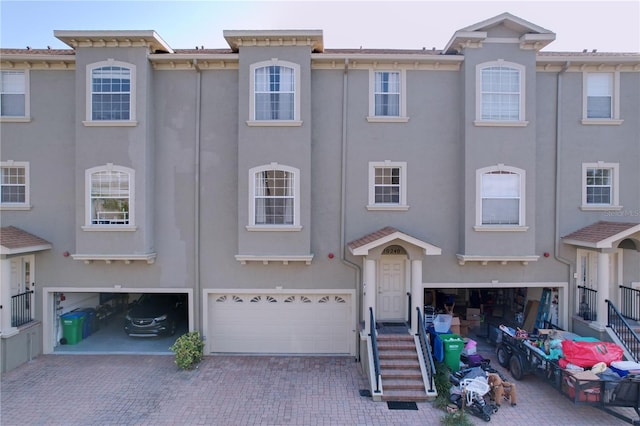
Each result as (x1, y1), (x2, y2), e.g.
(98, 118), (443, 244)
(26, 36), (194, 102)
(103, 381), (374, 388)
(0, 258), (18, 337)
(595, 251), (610, 330)
(364, 258), (377, 333)
(410, 259), (423, 335)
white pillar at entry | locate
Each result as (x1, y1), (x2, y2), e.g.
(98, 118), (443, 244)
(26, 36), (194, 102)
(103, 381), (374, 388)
(410, 259), (423, 335)
(595, 251), (610, 330)
(364, 258), (377, 333)
(0, 258), (18, 337)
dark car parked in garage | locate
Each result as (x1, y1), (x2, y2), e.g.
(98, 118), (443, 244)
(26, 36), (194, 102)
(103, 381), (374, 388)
(124, 293), (186, 337)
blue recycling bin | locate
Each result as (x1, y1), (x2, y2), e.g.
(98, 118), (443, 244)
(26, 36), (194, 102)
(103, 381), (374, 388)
(77, 308), (97, 337)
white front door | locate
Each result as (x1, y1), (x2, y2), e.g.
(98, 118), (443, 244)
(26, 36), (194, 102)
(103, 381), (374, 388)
(377, 256), (405, 321)
(10, 255), (33, 296)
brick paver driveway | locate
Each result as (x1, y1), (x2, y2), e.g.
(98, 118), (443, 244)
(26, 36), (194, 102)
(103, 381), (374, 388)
(1, 353), (633, 425)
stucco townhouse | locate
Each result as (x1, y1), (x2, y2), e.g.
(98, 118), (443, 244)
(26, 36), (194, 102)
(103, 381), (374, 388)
(1, 13), (639, 387)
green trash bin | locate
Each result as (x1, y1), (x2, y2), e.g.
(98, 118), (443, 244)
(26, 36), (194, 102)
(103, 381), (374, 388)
(61, 312), (85, 345)
(441, 333), (464, 372)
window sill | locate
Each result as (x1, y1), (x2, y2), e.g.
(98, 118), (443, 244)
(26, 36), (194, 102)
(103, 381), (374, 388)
(71, 253), (156, 264)
(235, 254), (314, 265)
(82, 120), (138, 127)
(366, 116), (410, 123)
(245, 120), (303, 127)
(0, 116), (32, 123)
(0, 204), (32, 211)
(580, 205), (623, 211)
(474, 225), (529, 232)
(246, 225), (303, 232)
(366, 205), (410, 211)
(473, 120), (529, 127)
(581, 119), (623, 126)
(81, 225), (137, 232)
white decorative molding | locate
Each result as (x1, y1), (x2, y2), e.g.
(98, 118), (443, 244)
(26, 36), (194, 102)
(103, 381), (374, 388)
(234, 254), (314, 265)
(70, 253), (157, 264)
(456, 254), (539, 266)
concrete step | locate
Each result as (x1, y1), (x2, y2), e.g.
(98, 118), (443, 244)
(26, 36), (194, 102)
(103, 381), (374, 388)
(381, 370), (423, 380)
(381, 389), (431, 402)
(380, 358), (420, 369)
(383, 378), (425, 390)
(379, 351), (418, 360)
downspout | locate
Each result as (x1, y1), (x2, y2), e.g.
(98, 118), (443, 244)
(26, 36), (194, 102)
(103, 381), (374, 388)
(554, 61), (573, 329)
(340, 58), (362, 360)
(193, 59), (202, 333)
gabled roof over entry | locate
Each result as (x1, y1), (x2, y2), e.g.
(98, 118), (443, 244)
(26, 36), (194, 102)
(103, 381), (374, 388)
(444, 12), (556, 53)
(562, 221), (640, 249)
(347, 226), (442, 256)
(0, 226), (52, 255)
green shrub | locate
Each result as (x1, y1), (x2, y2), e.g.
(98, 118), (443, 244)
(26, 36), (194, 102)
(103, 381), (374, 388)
(169, 331), (205, 370)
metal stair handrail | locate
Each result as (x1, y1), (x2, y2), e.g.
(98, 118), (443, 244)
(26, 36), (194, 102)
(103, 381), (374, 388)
(369, 307), (382, 394)
(416, 307), (436, 393)
(606, 299), (640, 362)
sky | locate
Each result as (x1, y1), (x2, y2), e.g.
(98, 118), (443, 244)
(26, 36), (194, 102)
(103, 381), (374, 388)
(1, 0), (639, 52)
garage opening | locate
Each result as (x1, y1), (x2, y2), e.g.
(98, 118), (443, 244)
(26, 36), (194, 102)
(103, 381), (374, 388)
(425, 287), (560, 343)
(53, 291), (189, 354)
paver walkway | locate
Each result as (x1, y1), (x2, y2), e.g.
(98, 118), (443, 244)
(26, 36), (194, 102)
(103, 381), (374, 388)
(1, 342), (635, 425)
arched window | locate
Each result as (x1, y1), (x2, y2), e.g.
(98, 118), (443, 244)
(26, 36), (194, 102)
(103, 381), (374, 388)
(476, 61), (525, 123)
(248, 164), (300, 229)
(249, 60), (300, 123)
(476, 165), (525, 227)
(85, 164), (134, 227)
(87, 61), (135, 122)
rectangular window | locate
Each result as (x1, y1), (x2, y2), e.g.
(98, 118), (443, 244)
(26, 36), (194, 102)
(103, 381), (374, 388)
(585, 168), (612, 204)
(480, 66), (521, 121)
(367, 161), (408, 210)
(374, 71), (400, 117)
(1, 165), (26, 204)
(481, 171), (520, 225)
(374, 167), (401, 204)
(1, 71), (26, 117)
(254, 66), (295, 120)
(254, 169), (294, 225)
(91, 66), (131, 120)
(586, 73), (613, 119)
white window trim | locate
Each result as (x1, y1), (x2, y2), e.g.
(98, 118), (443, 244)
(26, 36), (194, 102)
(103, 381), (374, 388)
(367, 69), (408, 122)
(0, 160), (31, 210)
(247, 163), (301, 230)
(82, 163), (136, 230)
(474, 164), (527, 230)
(0, 70), (31, 122)
(580, 162), (622, 211)
(84, 59), (137, 126)
(581, 71), (623, 125)
(247, 59), (302, 127)
(474, 61), (528, 127)
(367, 161), (409, 211)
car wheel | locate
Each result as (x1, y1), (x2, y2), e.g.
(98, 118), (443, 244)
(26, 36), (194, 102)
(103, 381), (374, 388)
(496, 344), (511, 368)
(509, 354), (524, 380)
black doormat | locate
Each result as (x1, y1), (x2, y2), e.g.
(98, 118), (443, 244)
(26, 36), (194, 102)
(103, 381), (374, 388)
(387, 401), (418, 410)
(359, 389), (372, 397)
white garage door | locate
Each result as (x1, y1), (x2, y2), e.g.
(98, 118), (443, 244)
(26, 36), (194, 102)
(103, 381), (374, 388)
(208, 293), (353, 354)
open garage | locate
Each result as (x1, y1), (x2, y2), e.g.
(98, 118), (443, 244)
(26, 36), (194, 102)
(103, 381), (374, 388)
(43, 289), (191, 354)
(206, 291), (355, 355)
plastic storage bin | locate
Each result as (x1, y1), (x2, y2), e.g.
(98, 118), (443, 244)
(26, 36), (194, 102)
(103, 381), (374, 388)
(433, 314), (453, 333)
(441, 333), (464, 372)
(60, 312), (86, 345)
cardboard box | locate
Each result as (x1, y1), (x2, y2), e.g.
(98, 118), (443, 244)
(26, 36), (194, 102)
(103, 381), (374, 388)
(450, 316), (461, 335)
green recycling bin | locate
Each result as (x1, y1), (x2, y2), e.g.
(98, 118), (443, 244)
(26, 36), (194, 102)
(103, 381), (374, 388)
(441, 333), (464, 372)
(60, 312), (85, 345)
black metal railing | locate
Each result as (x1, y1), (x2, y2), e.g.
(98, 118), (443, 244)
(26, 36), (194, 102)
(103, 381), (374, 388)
(11, 290), (34, 327)
(406, 292), (412, 328)
(577, 286), (598, 321)
(619, 286), (640, 322)
(607, 299), (640, 363)
(416, 307), (436, 393)
(369, 307), (381, 394)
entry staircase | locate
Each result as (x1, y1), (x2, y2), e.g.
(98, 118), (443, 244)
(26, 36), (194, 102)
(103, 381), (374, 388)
(377, 333), (432, 402)
(607, 292), (640, 363)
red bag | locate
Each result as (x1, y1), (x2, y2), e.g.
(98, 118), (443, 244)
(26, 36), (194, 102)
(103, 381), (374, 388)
(561, 340), (624, 368)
